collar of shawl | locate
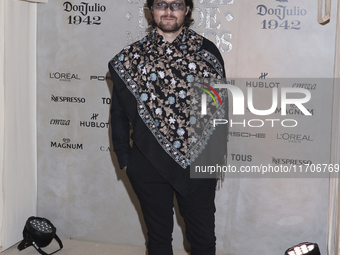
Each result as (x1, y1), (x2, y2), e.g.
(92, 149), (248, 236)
(112, 27), (227, 168)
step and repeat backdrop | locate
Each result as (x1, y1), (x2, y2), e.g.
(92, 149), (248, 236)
(37, 0), (337, 254)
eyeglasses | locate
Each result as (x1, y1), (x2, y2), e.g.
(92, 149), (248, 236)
(153, 1), (186, 12)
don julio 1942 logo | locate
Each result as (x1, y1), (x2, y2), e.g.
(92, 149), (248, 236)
(256, 1), (307, 30)
(63, 1), (106, 25)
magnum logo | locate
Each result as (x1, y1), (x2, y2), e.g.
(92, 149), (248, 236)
(51, 138), (83, 150)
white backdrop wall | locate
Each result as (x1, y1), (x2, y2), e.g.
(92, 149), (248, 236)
(37, 0), (338, 254)
(327, 0), (340, 254)
(0, 0), (5, 249)
(0, 0), (37, 252)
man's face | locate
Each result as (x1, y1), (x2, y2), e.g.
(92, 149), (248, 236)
(152, 0), (189, 33)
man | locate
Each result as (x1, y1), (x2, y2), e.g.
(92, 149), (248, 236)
(109, 0), (227, 254)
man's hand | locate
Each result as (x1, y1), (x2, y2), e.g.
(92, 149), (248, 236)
(123, 166), (127, 171)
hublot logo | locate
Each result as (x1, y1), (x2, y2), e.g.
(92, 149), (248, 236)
(245, 81), (279, 88)
(80, 113), (109, 128)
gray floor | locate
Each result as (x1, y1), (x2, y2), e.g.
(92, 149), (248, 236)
(1, 239), (191, 255)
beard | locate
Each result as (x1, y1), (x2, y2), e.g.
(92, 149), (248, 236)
(156, 15), (185, 33)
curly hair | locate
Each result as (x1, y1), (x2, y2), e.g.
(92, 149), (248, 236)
(146, 0), (194, 27)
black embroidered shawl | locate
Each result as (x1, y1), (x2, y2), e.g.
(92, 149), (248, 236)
(111, 27), (227, 164)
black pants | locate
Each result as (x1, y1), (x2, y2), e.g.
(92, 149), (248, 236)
(126, 146), (217, 255)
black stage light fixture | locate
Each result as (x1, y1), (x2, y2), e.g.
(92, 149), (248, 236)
(285, 242), (321, 255)
(17, 216), (63, 255)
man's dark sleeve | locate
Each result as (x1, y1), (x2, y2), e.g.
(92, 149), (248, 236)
(109, 61), (131, 169)
(202, 38), (226, 78)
